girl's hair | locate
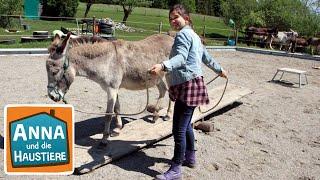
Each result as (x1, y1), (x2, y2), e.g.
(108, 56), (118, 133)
(169, 4), (193, 28)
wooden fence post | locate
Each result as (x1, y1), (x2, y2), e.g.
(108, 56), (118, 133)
(235, 29), (238, 46)
(202, 15), (206, 37)
(93, 16), (95, 36)
(158, 21), (163, 34)
(76, 18), (80, 36)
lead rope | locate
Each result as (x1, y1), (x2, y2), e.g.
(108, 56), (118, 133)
(62, 72), (151, 116)
(62, 74), (227, 116)
(198, 75), (228, 113)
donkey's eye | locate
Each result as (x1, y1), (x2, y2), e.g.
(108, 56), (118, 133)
(52, 70), (58, 76)
(56, 46), (63, 54)
(51, 67), (60, 76)
(49, 62), (58, 68)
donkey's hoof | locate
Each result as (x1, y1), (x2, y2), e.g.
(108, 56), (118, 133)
(111, 132), (120, 137)
(97, 142), (108, 149)
(152, 114), (160, 123)
(111, 128), (121, 137)
(147, 105), (157, 113)
(163, 115), (171, 121)
(147, 105), (163, 113)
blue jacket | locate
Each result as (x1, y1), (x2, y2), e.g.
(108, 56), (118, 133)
(163, 25), (223, 86)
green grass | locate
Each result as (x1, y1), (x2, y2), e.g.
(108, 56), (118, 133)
(0, 2), (233, 48)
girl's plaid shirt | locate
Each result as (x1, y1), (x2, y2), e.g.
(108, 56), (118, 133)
(168, 76), (209, 107)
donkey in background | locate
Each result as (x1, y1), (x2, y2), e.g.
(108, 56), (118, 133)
(46, 33), (174, 147)
(244, 26), (278, 48)
(307, 37), (320, 55)
(271, 29), (299, 52)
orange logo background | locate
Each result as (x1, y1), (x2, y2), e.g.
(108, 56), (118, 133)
(5, 105), (74, 174)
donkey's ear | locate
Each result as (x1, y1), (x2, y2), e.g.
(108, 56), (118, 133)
(48, 34), (61, 54)
(167, 30), (177, 38)
(52, 33), (61, 44)
(57, 32), (71, 55)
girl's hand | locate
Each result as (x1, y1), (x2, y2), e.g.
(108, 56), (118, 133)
(149, 64), (163, 76)
(219, 70), (228, 78)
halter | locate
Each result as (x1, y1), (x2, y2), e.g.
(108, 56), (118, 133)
(47, 47), (72, 102)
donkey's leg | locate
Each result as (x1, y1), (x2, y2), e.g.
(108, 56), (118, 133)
(279, 44), (283, 51)
(269, 35), (274, 50)
(164, 99), (173, 121)
(112, 95), (122, 136)
(155, 78), (167, 110)
(288, 42), (292, 53)
(164, 76), (172, 121)
(148, 78), (167, 122)
(100, 88), (118, 146)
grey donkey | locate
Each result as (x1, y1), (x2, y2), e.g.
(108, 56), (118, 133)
(46, 33), (174, 147)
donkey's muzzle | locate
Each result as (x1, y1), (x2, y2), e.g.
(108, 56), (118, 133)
(47, 87), (63, 102)
(48, 91), (61, 102)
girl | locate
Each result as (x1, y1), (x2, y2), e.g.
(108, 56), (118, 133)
(150, 4), (227, 180)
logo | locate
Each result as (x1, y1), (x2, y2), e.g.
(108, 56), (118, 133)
(4, 105), (74, 175)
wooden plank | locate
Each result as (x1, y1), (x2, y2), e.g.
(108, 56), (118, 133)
(74, 84), (252, 174)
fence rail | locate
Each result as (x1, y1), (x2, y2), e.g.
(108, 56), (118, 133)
(0, 14), (235, 46)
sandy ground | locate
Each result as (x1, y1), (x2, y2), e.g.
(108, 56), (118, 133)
(0, 51), (319, 180)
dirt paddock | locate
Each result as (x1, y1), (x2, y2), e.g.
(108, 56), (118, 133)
(0, 51), (319, 180)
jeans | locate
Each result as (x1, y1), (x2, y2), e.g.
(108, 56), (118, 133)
(172, 99), (196, 164)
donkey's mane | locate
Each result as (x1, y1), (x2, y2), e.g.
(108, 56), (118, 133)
(69, 34), (172, 48)
(69, 36), (108, 47)
(48, 34), (173, 61)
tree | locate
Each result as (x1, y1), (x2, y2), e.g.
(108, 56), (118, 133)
(84, 0), (95, 18)
(82, 0), (115, 18)
(152, 0), (168, 9)
(242, 11), (265, 28)
(196, 0), (223, 16)
(258, 0), (292, 30)
(211, 0), (223, 16)
(168, 0), (196, 13)
(221, 0), (320, 37)
(118, 0), (136, 24)
(288, 0), (320, 36)
(113, 0), (150, 24)
(221, 0), (258, 30)
(301, 0), (320, 14)
(258, 0), (320, 36)
(41, 0), (79, 18)
(0, 0), (23, 28)
(168, 0), (180, 7)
